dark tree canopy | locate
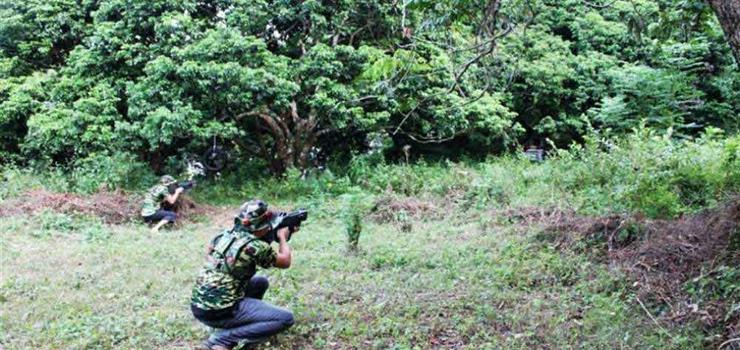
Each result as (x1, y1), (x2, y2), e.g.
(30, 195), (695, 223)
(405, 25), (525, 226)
(1, 0), (737, 173)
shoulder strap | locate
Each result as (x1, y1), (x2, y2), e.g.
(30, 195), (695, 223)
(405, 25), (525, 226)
(209, 231), (260, 274)
(209, 230), (238, 273)
(230, 235), (260, 263)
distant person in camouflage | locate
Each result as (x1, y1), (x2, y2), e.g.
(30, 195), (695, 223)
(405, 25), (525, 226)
(140, 175), (184, 233)
(191, 199), (295, 350)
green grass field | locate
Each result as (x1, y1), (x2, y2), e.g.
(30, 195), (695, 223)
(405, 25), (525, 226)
(0, 197), (707, 350)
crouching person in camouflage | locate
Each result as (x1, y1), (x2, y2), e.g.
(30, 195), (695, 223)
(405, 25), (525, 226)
(191, 200), (295, 350)
(141, 175), (183, 233)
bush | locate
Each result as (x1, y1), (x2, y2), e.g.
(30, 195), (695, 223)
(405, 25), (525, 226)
(1, 165), (70, 200)
(4, 126), (735, 222)
(69, 152), (153, 194)
(543, 126), (736, 218)
(1, 153), (154, 198)
(721, 134), (740, 193)
(348, 158), (473, 197)
(345, 211), (362, 250)
(343, 127), (736, 219)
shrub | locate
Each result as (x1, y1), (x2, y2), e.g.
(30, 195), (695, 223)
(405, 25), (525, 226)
(545, 126), (736, 218)
(345, 211), (362, 250)
(1, 165), (70, 200)
(69, 152), (152, 194)
(339, 193), (372, 250)
(721, 134), (740, 193)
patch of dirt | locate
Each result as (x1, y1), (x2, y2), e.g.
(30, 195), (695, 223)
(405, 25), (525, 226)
(369, 195), (441, 223)
(0, 189), (138, 224)
(617, 198), (739, 342)
(427, 329), (465, 349)
(498, 206), (633, 252)
(0, 189), (216, 225)
(161, 195), (218, 226)
(503, 196), (740, 345)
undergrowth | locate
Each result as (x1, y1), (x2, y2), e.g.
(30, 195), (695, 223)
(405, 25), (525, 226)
(1, 128), (738, 349)
(195, 128), (736, 220)
(4, 128), (737, 220)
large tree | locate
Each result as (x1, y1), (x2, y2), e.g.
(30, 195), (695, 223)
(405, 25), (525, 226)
(707, 0), (740, 65)
(1, 0), (737, 171)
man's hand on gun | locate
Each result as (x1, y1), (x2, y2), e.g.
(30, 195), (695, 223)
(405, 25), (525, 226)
(276, 227), (291, 241)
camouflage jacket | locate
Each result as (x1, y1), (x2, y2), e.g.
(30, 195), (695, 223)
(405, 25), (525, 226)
(191, 228), (276, 310)
(140, 184), (168, 217)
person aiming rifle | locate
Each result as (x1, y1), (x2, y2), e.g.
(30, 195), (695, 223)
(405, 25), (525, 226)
(191, 199), (307, 350)
(140, 161), (205, 233)
(140, 175), (184, 233)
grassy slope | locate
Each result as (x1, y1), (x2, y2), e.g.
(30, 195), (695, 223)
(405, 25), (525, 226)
(0, 200), (703, 350)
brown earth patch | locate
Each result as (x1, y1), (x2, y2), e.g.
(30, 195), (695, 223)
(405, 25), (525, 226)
(0, 189), (216, 225)
(502, 197), (740, 346)
(368, 195), (443, 233)
(161, 195), (218, 226)
(369, 195), (440, 222)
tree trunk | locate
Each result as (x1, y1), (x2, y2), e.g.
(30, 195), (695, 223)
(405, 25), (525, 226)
(248, 103), (318, 176)
(707, 0), (740, 66)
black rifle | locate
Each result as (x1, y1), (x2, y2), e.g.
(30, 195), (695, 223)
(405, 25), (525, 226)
(263, 209), (308, 243)
(168, 180), (196, 194)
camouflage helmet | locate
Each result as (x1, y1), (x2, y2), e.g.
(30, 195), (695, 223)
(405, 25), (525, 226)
(160, 175), (177, 185)
(236, 199), (273, 232)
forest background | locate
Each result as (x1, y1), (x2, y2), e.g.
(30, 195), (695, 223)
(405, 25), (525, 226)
(1, 0), (738, 176)
(1, 0), (739, 349)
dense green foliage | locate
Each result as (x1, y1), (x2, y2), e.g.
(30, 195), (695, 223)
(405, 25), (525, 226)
(284, 127), (739, 219)
(4, 127), (737, 220)
(1, 0), (737, 173)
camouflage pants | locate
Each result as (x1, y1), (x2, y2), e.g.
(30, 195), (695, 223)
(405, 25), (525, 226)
(201, 276), (294, 349)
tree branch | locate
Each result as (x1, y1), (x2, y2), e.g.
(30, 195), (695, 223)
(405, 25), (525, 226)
(349, 23), (371, 46)
(582, 0), (618, 9)
(399, 128), (472, 144)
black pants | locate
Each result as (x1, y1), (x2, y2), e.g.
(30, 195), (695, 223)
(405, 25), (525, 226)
(142, 209), (176, 223)
(193, 276), (294, 349)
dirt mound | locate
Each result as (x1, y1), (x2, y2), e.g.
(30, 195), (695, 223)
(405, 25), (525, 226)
(506, 197), (739, 343)
(369, 195), (441, 222)
(0, 189), (216, 225)
(499, 206), (630, 251)
(161, 195), (218, 226)
(618, 198), (739, 339)
(0, 189), (139, 224)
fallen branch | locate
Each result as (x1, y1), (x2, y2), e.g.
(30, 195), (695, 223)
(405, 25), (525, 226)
(719, 338), (740, 350)
(636, 296), (673, 340)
